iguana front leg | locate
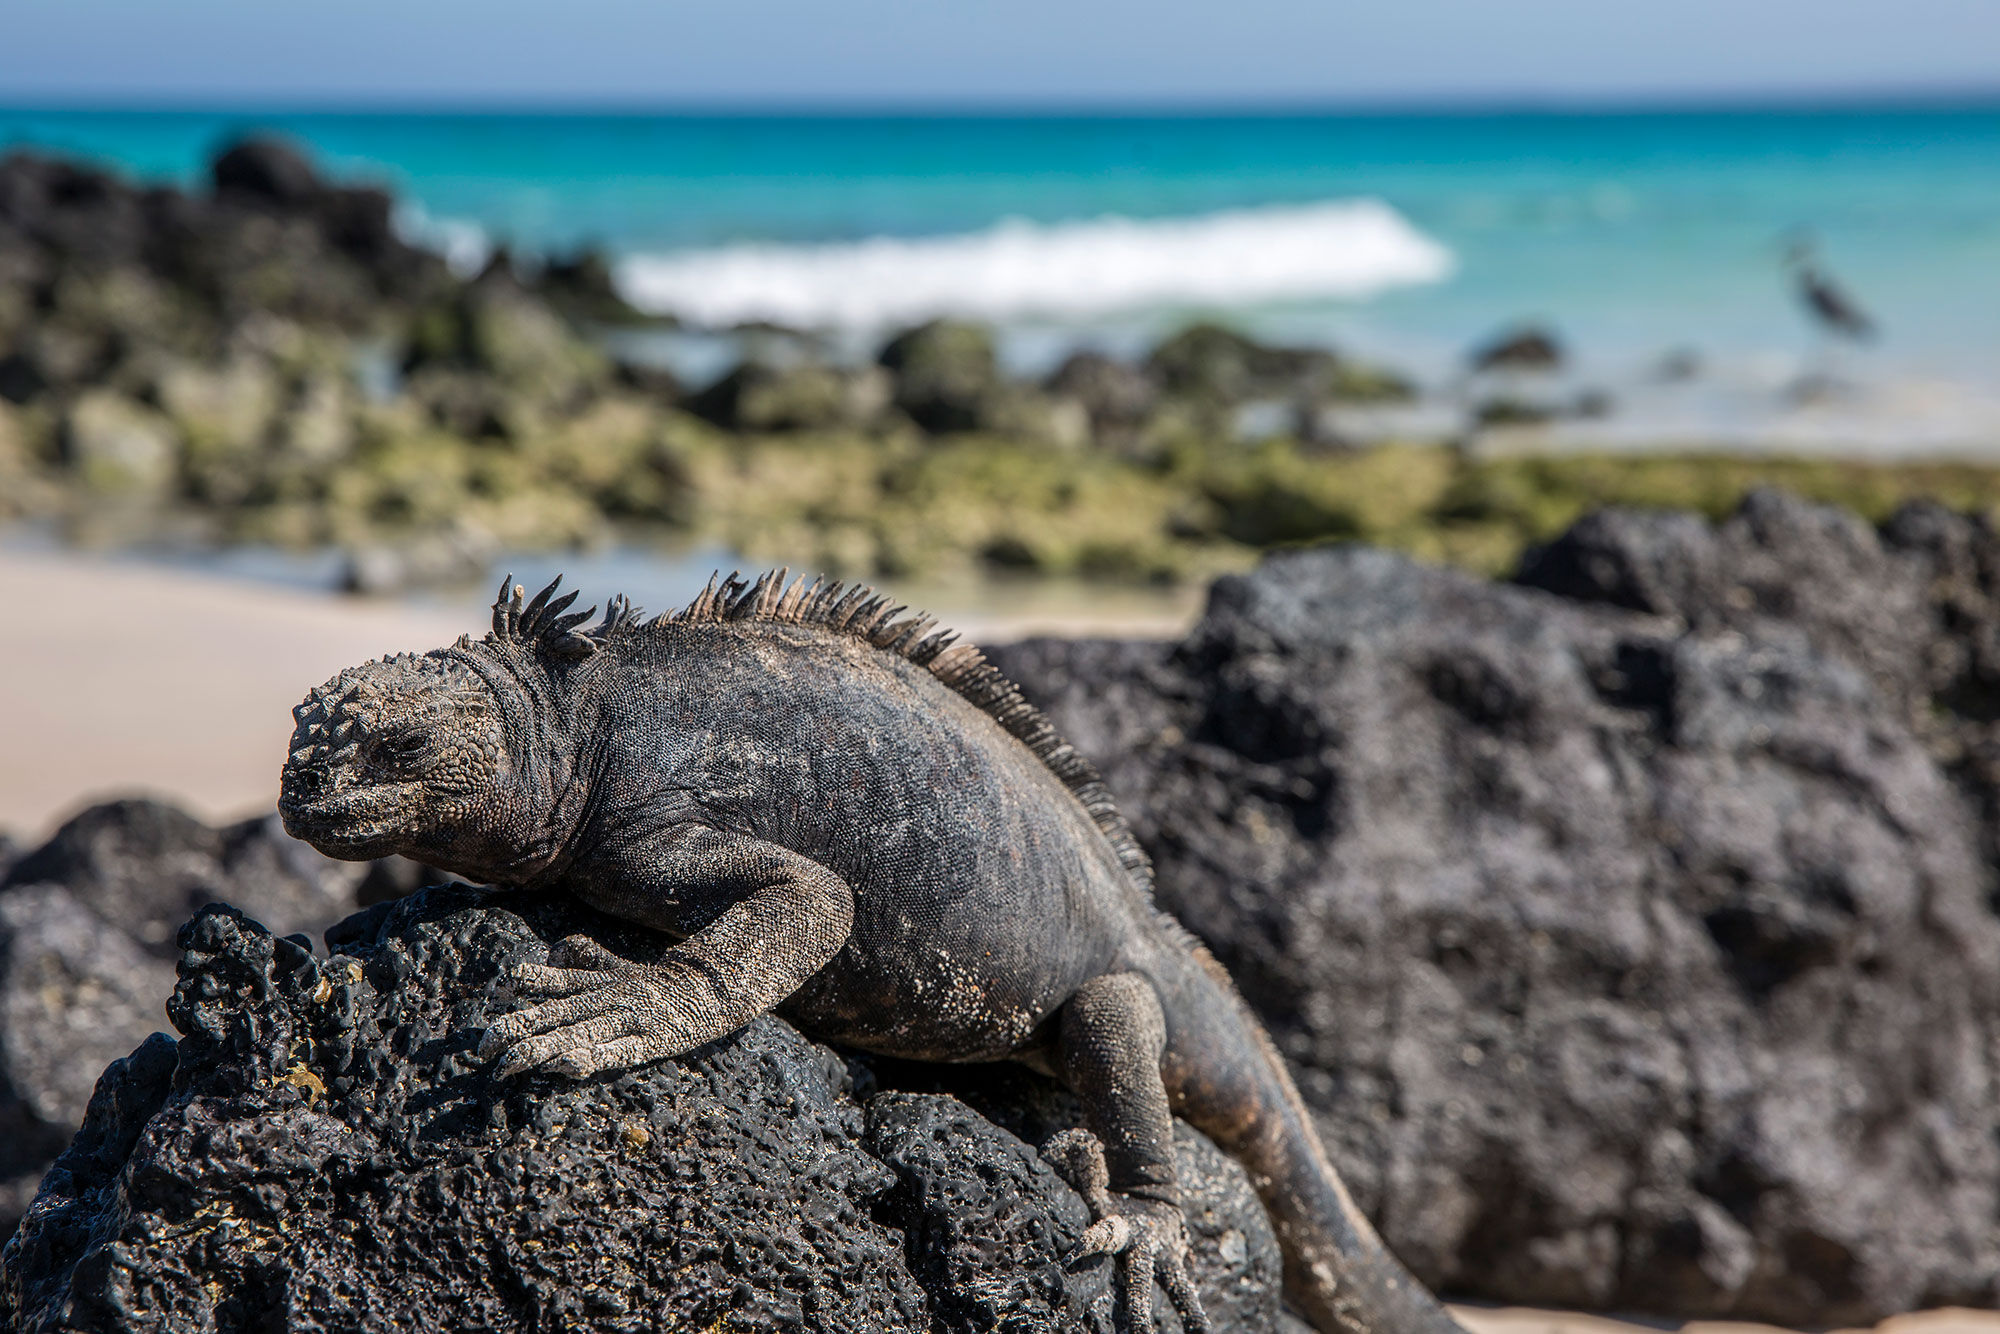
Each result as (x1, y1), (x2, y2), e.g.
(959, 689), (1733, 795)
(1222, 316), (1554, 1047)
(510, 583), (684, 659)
(479, 828), (856, 1079)
(1044, 972), (1210, 1333)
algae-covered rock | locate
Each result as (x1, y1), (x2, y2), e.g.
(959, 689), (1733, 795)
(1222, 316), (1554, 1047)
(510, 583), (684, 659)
(688, 358), (891, 433)
(878, 318), (1005, 434)
(58, 389), (179, 498)
(0, 400), (58, 517)
(153, 357), (281, 505)
(1145, 323), (1337, 405)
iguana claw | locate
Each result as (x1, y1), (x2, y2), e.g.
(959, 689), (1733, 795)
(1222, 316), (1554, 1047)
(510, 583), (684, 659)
(479, 935), (678, 1079)
(1043, 1128), (1210, 1334)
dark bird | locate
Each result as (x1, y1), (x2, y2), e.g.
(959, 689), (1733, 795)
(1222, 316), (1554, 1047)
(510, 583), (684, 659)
(1785, 234), (1877, 342)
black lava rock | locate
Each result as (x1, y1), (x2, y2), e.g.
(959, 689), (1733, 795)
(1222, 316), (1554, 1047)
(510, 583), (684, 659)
(0, 886), (1294, 1333)
(990, 489), (2000, 1325)
(0, 799), (428, 1238)
(0, 141), (457, 337)
(210, 136), (326, 207)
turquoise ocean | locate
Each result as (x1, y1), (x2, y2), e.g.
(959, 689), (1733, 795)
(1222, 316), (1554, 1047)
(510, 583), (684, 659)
(6, 104), (2000, 452)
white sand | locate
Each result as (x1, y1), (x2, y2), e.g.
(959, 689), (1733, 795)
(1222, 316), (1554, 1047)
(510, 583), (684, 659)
(0, 550), (469, 837)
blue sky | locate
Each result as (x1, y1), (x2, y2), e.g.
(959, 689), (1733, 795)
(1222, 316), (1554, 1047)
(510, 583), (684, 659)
(2, 0), (1998, 107)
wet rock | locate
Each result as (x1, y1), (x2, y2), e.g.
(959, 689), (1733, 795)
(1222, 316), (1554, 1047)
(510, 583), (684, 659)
(0, 142), (455, 334)
(0, 887), (1294, 1332)
(991, 493), (2000, 1324)
(537, 247), (648, 325)
(1472, 396), (1557, 427)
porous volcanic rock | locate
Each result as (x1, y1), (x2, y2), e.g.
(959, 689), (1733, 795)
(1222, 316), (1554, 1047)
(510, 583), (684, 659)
(0, 799), (425, 1238)
(990, 489), (2000, 1325)
(0, 886), (1296, 1333)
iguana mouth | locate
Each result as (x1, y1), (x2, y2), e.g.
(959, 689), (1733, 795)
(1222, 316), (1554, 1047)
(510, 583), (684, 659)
(278, 770), (420, 855)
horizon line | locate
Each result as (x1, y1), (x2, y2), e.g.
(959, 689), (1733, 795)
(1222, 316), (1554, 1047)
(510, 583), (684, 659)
(5, 82), (2000, 120)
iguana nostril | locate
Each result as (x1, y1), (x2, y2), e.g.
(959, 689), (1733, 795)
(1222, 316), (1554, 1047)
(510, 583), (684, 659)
(286, 766), (327, 801)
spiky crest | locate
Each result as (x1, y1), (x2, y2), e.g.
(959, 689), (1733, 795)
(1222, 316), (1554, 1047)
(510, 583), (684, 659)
(642, 569), (1156, 894)
(486, 574), (640, 660)
(477, 570), (1155, 892)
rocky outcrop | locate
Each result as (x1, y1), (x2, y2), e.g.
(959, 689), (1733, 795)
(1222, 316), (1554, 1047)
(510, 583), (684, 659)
(687, 356), (892, 433)
(0, 139), (453, 338)
(0, 886), (1296, 1333)
(989, 489), (2000, 1325)
(1468, 325), (1564, 373)
(0, 799), (423, 1237)
(12, 491), (2000, 1326)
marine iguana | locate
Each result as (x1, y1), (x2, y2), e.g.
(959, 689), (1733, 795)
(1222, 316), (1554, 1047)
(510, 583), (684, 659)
(279, 571), (1466, 1334)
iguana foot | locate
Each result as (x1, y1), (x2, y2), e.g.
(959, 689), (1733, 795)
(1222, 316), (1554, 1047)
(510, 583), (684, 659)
(1043, 1128), (1210, 1334)
(479, 935), (681, 1079)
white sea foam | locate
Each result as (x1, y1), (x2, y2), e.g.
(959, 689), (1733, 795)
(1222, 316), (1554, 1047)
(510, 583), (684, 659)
(615, 199), (1455, 329)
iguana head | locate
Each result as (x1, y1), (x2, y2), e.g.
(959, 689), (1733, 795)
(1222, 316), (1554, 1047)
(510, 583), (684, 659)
(280, 577), (621, 879)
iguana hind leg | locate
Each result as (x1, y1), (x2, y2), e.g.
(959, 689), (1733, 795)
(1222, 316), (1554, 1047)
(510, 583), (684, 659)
(1045, 971), (1210, 1334)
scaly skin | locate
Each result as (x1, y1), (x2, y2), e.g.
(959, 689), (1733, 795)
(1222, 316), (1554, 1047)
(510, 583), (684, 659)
(279, 571), (1467, 1334)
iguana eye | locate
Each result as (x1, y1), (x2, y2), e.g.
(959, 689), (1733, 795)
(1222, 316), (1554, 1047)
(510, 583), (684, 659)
(368, 728), (433, 770)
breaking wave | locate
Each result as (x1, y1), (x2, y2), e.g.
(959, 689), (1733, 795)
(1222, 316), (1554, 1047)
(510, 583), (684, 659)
(615, 199), (1455, 328)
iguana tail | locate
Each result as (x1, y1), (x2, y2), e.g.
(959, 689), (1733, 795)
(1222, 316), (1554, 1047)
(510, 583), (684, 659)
(1151, 926), (1466, 1334)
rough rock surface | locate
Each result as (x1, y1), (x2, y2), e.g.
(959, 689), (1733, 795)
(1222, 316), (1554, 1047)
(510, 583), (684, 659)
(989, 489), (2000, 1325)
(0, 799), (423, 1238)
(0, 886), (1296, 1333)
(14, 489), (2000, 1327)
